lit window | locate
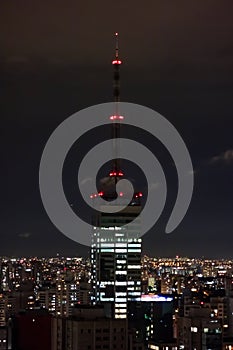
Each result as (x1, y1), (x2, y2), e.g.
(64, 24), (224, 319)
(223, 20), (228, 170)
(191, 327), (198, 333)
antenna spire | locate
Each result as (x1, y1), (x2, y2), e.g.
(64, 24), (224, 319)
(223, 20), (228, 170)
(115, 32), (119, 59)
(110, 32), (123, 178)
(112, 32), (122, 103)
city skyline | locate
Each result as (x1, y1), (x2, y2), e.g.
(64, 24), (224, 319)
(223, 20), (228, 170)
(1, 254), (233, 348)
(1, 1), (233, 258)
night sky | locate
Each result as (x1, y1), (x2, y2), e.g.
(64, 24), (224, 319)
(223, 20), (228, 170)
(1, 1), (233, 258)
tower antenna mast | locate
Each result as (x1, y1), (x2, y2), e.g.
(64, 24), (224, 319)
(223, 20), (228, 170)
(110, 32), (123, 177)
(112, 32), (122, 112)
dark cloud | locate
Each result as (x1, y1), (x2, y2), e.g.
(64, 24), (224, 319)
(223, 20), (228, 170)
(18, 233), (31, 239)
(210, 149), (233, 164)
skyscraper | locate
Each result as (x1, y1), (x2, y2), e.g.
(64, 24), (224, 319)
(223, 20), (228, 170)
(90, 34), (142, 319)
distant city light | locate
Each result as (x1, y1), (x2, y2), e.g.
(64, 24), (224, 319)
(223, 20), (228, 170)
(141, 294), (173, 302)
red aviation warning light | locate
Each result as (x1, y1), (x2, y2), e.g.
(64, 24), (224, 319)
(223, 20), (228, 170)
(109, 115), (124, 120)
(112, 59), (122, 65)
(90, 192), (105, 198)
(109, 171), (124, 177)
(134, 192), (143, 199)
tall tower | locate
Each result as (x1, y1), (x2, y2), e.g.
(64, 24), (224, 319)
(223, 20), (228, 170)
(90, 34), (142, 319)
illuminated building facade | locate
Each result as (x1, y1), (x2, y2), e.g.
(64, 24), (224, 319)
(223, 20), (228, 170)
(177, 306), (222, 350)
(0, 296), (6, 327)
(91, 195), (142, 319)
(55, 279), (79, 317)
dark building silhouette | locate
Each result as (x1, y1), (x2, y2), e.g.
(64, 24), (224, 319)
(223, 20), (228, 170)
(12, 309), (52, 350)
(128, 294), (174, 346)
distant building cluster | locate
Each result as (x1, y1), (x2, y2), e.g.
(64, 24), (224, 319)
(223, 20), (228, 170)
(0, 255), (233, 349)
